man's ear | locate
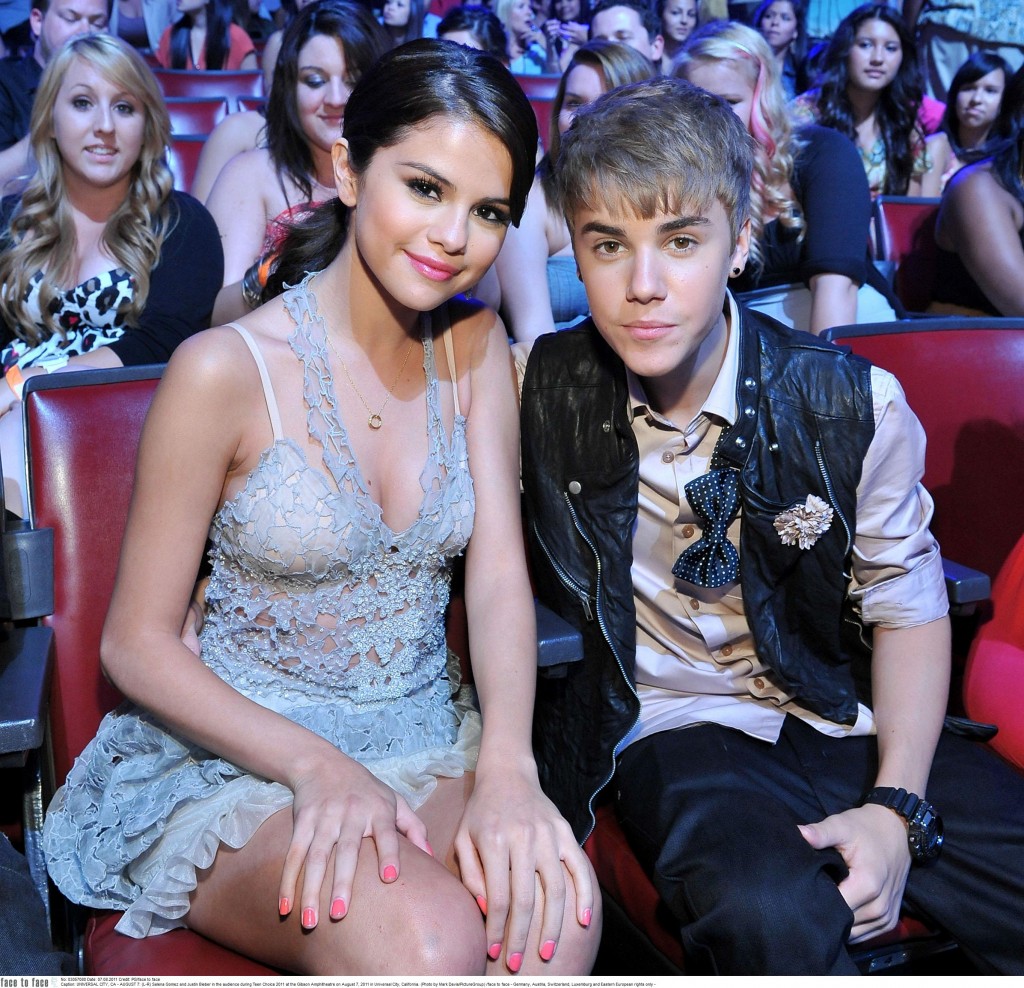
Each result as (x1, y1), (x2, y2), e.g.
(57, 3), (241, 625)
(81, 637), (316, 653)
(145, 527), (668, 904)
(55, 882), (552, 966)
(29, 7), (43, 39)
(649, 32), (665, 63)
(332, 138), (358, 207)
(731, 216), (752, 275)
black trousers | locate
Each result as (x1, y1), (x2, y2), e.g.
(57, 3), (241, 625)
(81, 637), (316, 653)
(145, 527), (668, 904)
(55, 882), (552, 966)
(615, 716), (1024, 975)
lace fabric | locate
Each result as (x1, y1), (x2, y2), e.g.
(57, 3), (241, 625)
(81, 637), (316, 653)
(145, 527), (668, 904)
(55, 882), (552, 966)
(42, 276), (481, 937)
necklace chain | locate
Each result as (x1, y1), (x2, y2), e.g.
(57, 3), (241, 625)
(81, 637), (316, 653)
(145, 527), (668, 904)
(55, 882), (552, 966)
(325, 329), (416, 430)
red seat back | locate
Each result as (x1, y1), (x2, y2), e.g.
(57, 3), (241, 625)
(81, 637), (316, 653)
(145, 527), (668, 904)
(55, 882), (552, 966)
(153, 68), (263, 111)
(871, 196), (941, 313)
(826, 318), (1024, 580)
(512, 73), (560, 101)
(166, 135), (206, 194)
(165, 96), (229, 136)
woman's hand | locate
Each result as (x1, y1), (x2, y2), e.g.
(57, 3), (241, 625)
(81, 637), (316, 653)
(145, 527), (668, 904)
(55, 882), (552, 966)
(454, 761), (594, 971)
(280, 754), (431, 928)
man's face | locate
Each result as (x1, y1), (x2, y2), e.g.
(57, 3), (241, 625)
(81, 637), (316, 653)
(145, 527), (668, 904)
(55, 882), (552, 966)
(571, 193), (748, 399)
(31, 0), (108, 65)
(589, 6), (664, 61)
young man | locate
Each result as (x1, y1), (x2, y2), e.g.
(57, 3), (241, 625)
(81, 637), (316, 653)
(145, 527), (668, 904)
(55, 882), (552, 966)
(519, 78), (1024, 974)
(588, 0), (663, 62)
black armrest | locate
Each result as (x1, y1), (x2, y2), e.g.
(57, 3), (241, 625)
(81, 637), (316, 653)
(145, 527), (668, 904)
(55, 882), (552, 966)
(2, 520), (55, 621)
(943, 558), (990, 617)
(536, 600), (583, 678)
(0, 626), (54, 767)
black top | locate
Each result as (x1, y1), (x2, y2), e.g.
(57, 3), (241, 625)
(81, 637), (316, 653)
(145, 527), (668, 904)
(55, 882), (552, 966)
(0, 191), (225, 363)
(733, 124), (896, 306)
(0, 54), (41, 151)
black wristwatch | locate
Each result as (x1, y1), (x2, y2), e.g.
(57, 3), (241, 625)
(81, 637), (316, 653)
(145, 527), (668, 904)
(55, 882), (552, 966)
(862, 787), (944, 863)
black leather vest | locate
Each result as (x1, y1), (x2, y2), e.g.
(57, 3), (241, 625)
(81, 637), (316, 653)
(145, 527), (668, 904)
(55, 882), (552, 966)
(521, 306), (876, 841)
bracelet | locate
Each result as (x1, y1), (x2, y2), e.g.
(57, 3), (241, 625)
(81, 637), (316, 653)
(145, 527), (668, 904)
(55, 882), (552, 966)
(4, 364), (24, 401)
(241, 261), (263, 311)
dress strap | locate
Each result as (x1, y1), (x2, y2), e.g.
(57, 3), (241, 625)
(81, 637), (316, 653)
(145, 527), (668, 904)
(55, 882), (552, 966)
(225, 321), (284, 441)
(435, 307), (461, 419)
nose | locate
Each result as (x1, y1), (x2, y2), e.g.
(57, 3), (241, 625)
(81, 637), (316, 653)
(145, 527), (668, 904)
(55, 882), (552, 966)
(869, 44), (884, 62)
(94, 102), (114, 134)
(626, 247), (667, 305)
(428, 206), (469, 256)
(325, 77), (348, 108)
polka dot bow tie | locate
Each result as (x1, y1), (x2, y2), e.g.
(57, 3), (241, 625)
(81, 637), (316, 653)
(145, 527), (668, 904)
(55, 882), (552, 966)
(672, 467), (741, 588)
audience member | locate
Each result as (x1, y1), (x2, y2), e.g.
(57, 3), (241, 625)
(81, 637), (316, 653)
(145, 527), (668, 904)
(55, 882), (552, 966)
(753, 0), (809, 98)
(43, 39), (600, 977)
(486, 39), (656, 342)
(155, 0), (258, 69)
(588, 0), (663, 63)
(791, 3), (943, 196)
(677, 20), (896, 333)
(260, 0), (315, 93)
(932, 65), (1024, 315)
(108, 0), (178, 52)
(437, 3), (508, 60)
(0, 34), (223, 514)
(380, 0), (439, 49)
(0, 0), (32, 59)
(518, 73), (1024, 977)
(0, 0), (108, 192)
(202, 0), (387, 320)
(922, 51), (1011, 194)
(657, 0), (696, 75)
(543, 0), (589, 72)
(495, 0), (547, 73)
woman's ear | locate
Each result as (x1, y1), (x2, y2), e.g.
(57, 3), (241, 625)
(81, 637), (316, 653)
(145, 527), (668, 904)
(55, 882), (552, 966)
(333, 138), (358, 207)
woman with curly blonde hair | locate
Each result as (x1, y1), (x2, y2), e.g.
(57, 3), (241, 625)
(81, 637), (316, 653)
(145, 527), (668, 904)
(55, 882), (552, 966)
(675, 20), (898, 335)
(0, 33), (222, 512)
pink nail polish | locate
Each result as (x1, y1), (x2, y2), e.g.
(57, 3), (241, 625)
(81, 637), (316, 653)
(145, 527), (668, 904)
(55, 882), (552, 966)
(382, 864), (398, 882)
(540, 939), (556, 961)
(487, 942), (502, 961)
(508, 951), (523, 973)
(582, 907), (592, 927)
(476, 894), (488, 915)
(301, 907), (317, 929)
(330, 897), (347, 920)
(278, 897), (291, 916)
(425, 840), (435, 857)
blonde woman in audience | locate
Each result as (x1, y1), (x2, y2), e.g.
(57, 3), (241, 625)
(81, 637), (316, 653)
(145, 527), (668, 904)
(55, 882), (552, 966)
(0, 34), (222, 514)
(485, 40), (656, 342)
(495, 0), (547, 74)
(202, 0), (388, 323)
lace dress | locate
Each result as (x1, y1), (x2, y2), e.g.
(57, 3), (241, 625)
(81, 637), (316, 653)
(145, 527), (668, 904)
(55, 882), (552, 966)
(42, 277), (481, 938)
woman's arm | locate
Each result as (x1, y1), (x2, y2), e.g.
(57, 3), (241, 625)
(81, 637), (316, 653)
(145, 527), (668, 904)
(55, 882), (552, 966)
(451, 305), (593, 966)
(192, 111), (266, 204)
(261, 29), (284, 95)
(919, 132), (950, 198)
(935, 164), (1024, 316)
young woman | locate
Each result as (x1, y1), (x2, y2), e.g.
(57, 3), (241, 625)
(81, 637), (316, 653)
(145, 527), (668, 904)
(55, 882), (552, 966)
(542, 0), (589, 74)
(790, 3), (942, 197)
(201, 0), (389, 322)
(932, 66), (1024, 316)
(0, 34), (222, 514)
(108, 0), (178, 52)
(42, 39), (600, 976)
(260, 0), (316, 94)
(922, 51), (1012, 195)
(495, 0), (547, 74)
(753, 0), (808, 99)
(156, 0), (257, 69)
(437, 4), (508, 60)
(380, 0), (439, 50)
(676, 20), (897, 334)
(656, 0), (697, 75)
(484, 39), (656, 342)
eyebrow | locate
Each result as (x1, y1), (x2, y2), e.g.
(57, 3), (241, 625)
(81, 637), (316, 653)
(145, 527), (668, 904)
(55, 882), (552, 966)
(580, 216), (711, 237)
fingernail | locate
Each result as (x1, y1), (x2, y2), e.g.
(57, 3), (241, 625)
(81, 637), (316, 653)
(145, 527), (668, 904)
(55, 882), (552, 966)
(278, 897), (290, 916)
(487, 942), (502, 960)
(382, 864), (398, 882)
(425, 841), (435, 857)
(302, 907), (317, 928)
(540, 939), (557, 961)
(476, 894), (487, 915)
(508, 951), (523, 973)
(582, 906), (592, 927)
(330, 897), (347, 920)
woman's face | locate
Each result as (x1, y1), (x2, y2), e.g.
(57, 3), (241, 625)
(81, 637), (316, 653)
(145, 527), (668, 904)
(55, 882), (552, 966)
(175, 0), (205, 15)
(382, 0), (411, 28)
(554, 0), (580, 21)
(661, 0), (698, 45)
(296, 33), (351, 155)
(847, 18), (902, 95)
(955, 68), (1005, 137)
(558, 63), (606, 135)
(682, 58), (756, 132)
(508, 0), (534, 36)
(337, 114), (514, 313)
(52, 56), (146, 194)
(758, 0), (797, 54)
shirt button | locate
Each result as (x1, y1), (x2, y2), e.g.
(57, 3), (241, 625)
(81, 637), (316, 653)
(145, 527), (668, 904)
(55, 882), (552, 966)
(689, 598), (700, 609)
(682, 524), (695, 538)
(568, 480), (582, 494)
(753, 677), (765, 690)
(721, 644), (733, 656)
(661, 450), (674, 463)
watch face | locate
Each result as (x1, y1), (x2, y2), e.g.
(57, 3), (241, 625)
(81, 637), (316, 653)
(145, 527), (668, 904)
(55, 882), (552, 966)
(909, 805), (944, 862)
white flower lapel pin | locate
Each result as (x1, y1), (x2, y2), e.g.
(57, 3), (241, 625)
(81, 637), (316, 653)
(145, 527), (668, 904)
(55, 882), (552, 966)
(773, 494), (834, 550)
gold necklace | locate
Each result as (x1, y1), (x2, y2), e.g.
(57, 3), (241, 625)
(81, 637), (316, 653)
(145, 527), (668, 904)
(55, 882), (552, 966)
(325, 329), (417, 430)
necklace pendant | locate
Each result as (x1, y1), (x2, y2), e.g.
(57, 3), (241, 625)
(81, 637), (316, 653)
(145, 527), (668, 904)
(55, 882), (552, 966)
(368, 413), (383, 430)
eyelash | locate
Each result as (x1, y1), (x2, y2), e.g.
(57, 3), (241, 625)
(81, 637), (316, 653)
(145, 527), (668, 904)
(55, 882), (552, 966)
(408, 177), (510, 226)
